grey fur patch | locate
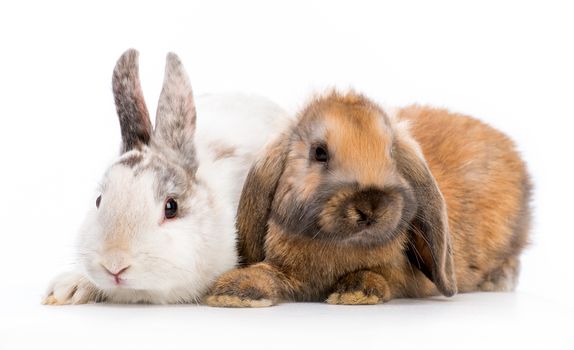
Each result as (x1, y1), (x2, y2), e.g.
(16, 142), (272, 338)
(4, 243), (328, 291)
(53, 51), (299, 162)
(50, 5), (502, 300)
(118, 153), (144, 168)
(126, 149), (194, 218)
(112, 49), (152, 153)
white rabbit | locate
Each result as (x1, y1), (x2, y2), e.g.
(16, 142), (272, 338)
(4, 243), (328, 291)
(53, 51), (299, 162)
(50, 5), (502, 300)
(43, 49), (290, 304)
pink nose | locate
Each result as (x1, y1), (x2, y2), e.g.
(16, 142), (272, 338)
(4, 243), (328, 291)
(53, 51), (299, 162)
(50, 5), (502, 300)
(102, 265), (130, 285)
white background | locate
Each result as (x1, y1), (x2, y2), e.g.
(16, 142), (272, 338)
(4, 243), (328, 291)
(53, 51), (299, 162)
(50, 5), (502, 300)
(1, 1), (573, 349)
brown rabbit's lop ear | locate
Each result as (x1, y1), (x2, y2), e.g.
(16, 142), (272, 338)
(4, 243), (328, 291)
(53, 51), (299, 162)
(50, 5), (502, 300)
(236, 133), (292, 264)
(112, 49), (152, 153)
(394, 128), (457, 297)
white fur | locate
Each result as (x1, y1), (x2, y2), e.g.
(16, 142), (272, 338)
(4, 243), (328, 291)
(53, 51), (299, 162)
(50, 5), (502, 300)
(45, 92), (290, 305)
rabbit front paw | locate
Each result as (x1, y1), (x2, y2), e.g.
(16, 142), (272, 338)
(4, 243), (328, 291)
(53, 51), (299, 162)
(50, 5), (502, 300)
(43, 271), (101, 305)
(205, 264), (286, 308)
(326, 270), (391, 305)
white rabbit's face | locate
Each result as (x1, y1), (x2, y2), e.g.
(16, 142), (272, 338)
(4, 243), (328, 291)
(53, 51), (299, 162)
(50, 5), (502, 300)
(77, 148), (234, 302)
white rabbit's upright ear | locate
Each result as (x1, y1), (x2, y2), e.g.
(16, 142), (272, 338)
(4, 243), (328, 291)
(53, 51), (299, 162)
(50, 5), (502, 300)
(154, 53), (198, 172)
(112, 49), (152, 153)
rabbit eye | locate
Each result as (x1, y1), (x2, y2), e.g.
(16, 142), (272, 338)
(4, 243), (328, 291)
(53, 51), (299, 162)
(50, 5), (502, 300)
(164, 198), (178, 219)
(312, 144), (329, 163)
(96, 195), (102, 208)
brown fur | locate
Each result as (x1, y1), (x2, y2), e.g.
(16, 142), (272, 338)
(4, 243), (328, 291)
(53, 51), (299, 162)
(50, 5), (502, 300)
(207, 92), (531, 307)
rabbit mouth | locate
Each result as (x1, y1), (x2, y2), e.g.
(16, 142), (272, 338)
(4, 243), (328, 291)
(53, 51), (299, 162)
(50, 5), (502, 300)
(338, 225), (401, 246)
(320, 219), (401, 245)
(92, 273), (132, 290)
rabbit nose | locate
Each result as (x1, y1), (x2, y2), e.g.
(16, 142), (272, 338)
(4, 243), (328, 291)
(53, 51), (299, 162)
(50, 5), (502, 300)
(354, 207), (377, 227)
(348, 188), (386, 227)
(101, 263), (131, 284)
(102, 264), (130, 276)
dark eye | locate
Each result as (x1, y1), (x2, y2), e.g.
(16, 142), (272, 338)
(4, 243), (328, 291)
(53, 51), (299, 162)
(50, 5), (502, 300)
(164, 198), (178, 219)
(312, 144), (329, 163)
(96, 195), (102, 208)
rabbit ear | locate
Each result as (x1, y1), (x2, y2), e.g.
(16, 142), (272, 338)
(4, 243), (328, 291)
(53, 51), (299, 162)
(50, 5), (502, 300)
(154, 52), (197, 172)
(112, 49), (152, 153)
(395, 133), (457, 297)
(236, 133), (291, 264)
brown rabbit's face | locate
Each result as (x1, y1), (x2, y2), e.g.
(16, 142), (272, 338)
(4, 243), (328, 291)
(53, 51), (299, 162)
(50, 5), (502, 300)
(270, 95), (417, 245)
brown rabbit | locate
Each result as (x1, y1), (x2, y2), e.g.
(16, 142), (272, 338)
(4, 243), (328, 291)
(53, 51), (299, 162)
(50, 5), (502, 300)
(206, 91), (532, 307)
